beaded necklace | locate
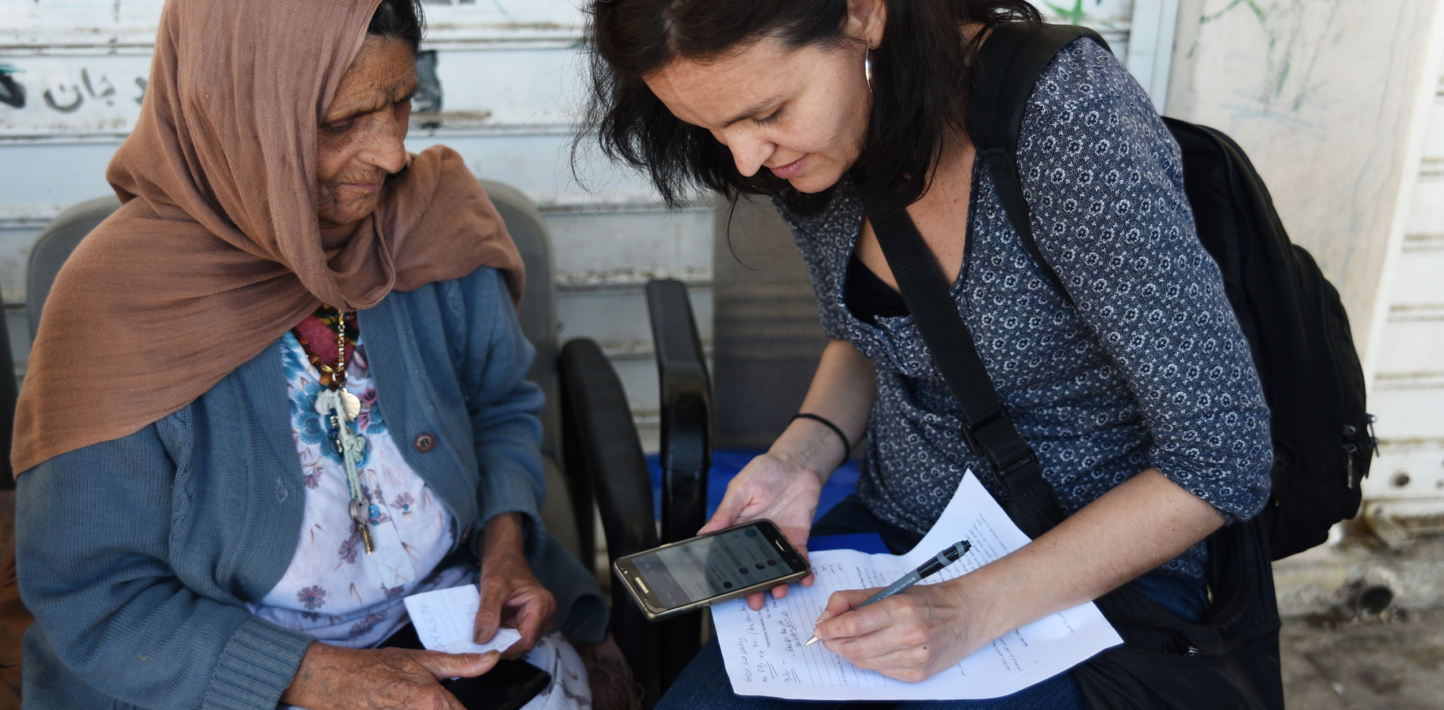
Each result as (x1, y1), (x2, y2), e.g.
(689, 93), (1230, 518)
(292, 305), (373, 553)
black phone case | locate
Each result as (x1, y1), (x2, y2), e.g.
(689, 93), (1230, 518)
(443, 659), (551, 710)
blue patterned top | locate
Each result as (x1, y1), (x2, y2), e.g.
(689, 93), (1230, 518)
(777, 38), (1273, 580)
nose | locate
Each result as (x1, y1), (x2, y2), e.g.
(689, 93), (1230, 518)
(719, 126), (774, 178)
(359, 104), (410, 175)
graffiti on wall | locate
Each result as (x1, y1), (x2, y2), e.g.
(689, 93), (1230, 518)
(1191, 0), (1332, 118)
(0, 69), (25, 109)
(0, 58), (152, 134)
(0, 53), (444, 136)
(1044, 0), (1112, 26)
(40, 69), (145, 113)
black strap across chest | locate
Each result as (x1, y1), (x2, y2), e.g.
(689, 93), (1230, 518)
(867, 206), (1064, 538)
(862, 23), (1104, 538)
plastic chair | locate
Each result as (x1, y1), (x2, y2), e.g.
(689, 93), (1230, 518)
(0, 286), (16, 490)
(558, 279), (713, 707)
(26, 196), (121, 342)
(646, 280), (711, 688)
(476, 181), (589, 562)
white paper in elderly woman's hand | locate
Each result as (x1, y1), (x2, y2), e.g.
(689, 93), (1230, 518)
(404, 585), (523, 655)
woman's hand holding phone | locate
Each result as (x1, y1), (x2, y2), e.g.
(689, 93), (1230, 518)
(704, 339), (874, 611)
(698, 449), (827, 610)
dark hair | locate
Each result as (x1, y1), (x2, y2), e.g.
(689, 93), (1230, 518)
(367, 0), (425, 51)
(579, 0), (1040, 215)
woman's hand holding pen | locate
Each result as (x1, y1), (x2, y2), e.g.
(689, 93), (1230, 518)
(810, 579), (989, 683)
(812, 471), (1228, 683)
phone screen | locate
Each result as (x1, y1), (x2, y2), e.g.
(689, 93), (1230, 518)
(629, 526), (798, 608)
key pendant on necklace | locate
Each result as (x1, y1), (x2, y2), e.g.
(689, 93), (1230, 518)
(350, 499), (375, 554)
(327, 412), (344, 456)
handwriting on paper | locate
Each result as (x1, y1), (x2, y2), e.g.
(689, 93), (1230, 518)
(709, 471), (1123, 701)
(403, 585), (522, 656)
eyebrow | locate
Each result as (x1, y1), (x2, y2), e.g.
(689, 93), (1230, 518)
(325, 83), (417, 124)
(721, 94), (784, 128)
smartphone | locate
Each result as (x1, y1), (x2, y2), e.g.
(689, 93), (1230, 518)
(613, 520), (811, 621)
(442, 659), (550, 710)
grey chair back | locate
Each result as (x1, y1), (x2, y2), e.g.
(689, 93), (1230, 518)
(0, 285), (15, 486)
(478, 181), (559, 462)
(711, 195), (830, 449)
(476, 182), (584, 560)
(27, 195), (122, 341)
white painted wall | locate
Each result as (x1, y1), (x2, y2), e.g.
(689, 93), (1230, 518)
(1168, 0), (1444, 519)
(1361, 18), (1444, 520)
(0, 0), (1163, 452)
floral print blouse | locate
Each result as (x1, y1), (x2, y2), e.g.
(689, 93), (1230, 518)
(247, 332), (469, 647)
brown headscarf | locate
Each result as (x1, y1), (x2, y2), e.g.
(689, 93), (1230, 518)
(11, 0), (524, 475)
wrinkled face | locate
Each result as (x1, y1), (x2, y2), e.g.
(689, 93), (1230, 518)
(315, 36), (418, 228)
(645, 35), (873, 194)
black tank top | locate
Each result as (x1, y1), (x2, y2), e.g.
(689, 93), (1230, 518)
(844, 252), (909, 324)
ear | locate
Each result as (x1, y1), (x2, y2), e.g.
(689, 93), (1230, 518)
(845, 0), (888, 49)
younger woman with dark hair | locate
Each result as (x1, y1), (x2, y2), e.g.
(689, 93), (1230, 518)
(583, 1), (1275, 708)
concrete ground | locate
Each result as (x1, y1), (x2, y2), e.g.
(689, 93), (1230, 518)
(1275, 529), (1444, 710)
(1281, 609), (1444, 710)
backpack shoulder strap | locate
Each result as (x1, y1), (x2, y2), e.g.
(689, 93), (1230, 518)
(965, 22), (1110, 306)
(868, 205), (1065, 539)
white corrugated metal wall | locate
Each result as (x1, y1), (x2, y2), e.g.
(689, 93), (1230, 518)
(1364, 66), (1444, 530)
(0, 0), (1165, 451)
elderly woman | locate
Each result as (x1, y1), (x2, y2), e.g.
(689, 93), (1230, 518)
(584, 0), (1277, 708)
(13, 1), (621, 708)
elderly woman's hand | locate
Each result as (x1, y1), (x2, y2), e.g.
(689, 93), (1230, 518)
(474, 512), (557, 658)
(282, 643), (500, 710)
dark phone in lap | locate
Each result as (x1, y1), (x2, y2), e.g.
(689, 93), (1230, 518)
(382, 622), (551, 710)
(443, 660), (551, 710)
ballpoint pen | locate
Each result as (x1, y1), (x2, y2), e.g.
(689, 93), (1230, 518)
(804, 540), (971, 646)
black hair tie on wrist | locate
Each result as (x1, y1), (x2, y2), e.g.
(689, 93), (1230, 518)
(790, 413), (853, 460)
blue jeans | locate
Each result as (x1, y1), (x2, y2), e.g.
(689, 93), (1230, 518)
(655, 495), (1208, 710)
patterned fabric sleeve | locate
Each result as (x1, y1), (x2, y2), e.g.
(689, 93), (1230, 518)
(770, 196), (860, 343)
(1015, 39), (1273, 523)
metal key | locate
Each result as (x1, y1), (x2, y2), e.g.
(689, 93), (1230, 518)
(350, 498), (375, 554)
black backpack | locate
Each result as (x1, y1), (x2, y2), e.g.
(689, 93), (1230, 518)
(965, 22), (1376, 562)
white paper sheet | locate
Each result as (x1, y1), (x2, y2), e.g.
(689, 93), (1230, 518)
(710, 471), (1122, 700)
(403, 585), (523, 655)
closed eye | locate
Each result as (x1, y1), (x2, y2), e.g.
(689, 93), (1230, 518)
(755, 107), (783, 126)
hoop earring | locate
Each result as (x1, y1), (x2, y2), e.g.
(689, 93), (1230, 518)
(864, 49), (875, 94)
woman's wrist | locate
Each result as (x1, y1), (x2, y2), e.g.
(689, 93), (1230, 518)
(940, 567), (1012, 648)
(769, 418), (851, 485)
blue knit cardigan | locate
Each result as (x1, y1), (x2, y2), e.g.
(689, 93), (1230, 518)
(16, 266), (606, 710)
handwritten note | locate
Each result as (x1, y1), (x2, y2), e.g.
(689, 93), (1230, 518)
(710, 471), (1123, 700)
(403, 585), (522, 656)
